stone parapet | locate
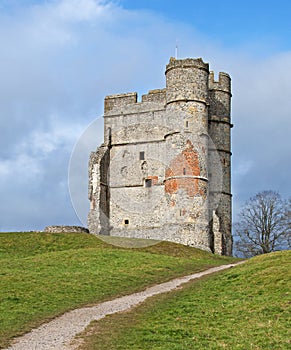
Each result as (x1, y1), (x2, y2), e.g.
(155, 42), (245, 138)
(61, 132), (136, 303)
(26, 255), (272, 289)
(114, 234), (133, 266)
(165, 57), (209, 73)
(104, 92), (137, 113)
(142, 89), (166, 103)
(209, 71), (231, 93)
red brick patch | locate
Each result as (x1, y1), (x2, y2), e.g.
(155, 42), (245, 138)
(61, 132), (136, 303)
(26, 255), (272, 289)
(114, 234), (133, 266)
(165, 140), (201, 198)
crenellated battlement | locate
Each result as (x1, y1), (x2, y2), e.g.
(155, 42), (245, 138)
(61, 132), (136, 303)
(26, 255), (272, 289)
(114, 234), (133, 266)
(142, 89), (166, 103)
(165, 57), (209, 73)
(104, 89), (167, 114)
(209, 71), (231, 93)
(104, 92), (137, 113)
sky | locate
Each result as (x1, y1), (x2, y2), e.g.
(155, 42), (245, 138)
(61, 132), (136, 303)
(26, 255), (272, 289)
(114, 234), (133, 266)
(0, 0), (290, 232)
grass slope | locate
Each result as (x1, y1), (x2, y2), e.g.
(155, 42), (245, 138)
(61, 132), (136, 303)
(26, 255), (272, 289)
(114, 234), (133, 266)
(80, 250), (291, 350)
(0, 232), (236, 348)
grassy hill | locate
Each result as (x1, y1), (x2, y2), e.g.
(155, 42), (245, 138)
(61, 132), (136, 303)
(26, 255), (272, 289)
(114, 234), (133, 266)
(79, 250), (291, 350)
(0, 232), (237, 348)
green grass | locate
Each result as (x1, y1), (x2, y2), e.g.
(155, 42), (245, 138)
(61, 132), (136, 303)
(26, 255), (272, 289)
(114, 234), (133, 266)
(0, 232), (237, 348)
(79, 250), (291, 350)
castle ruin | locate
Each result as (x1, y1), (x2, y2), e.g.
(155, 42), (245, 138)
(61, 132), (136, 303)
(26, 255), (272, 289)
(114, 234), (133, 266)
(88, 57), (233, 255)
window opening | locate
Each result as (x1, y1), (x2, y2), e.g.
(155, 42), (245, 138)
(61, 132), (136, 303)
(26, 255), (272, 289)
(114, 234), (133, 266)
(145, 179), (152, 188)
(183, 168), (186, 175)
(108, 127), (112, 144)
(124, 219), (129, 225)
(140, 151), (145, 160)
(185, 121), (189, 128)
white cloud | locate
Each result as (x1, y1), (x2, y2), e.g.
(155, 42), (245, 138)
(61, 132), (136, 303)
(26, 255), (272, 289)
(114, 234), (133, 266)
(0, 117), (84, 183)
(0, 153), (42, 180)
(28, 117), (85, 156)
(54, 0), (112, 22)
(233, 160), (254, 177)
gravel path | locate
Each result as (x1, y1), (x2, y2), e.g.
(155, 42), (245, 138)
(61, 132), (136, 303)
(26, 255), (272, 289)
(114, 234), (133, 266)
(5, 262), (245, 350)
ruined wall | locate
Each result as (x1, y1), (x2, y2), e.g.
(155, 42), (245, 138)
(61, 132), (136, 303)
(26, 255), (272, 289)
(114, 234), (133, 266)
(88, 144), (110, 234)
(44, 226), (89, 233)
(88, 57), (233, 255)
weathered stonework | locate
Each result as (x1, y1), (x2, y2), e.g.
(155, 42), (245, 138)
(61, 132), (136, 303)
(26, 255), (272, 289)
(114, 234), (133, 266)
(44, 226), (89, 233)
(88, 57), (233, 255)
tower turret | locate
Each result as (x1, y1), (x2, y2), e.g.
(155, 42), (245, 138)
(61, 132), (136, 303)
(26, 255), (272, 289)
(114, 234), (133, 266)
(165, 57), (209, 105)
(208, 71), (233, 255)
(164, 57), (210, 176)
(163, 57), (211, 251)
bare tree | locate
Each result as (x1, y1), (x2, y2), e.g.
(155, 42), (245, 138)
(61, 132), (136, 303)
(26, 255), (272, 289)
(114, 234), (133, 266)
(235, 191), (291, 258)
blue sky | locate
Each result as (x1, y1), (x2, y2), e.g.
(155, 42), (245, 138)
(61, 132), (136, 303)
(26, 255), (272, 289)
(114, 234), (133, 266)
(121, 0), (291, 51)
(0, 0), (290, 231)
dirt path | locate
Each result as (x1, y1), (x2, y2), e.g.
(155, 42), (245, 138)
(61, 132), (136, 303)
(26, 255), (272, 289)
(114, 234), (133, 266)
(5, 262), (245, 350)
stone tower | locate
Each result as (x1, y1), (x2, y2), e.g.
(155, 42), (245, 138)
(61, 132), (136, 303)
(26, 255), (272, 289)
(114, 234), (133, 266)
(88, 57), (233, 255)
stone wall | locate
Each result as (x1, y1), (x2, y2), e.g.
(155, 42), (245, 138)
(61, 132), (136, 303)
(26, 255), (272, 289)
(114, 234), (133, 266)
(44, 226), (89, 233)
